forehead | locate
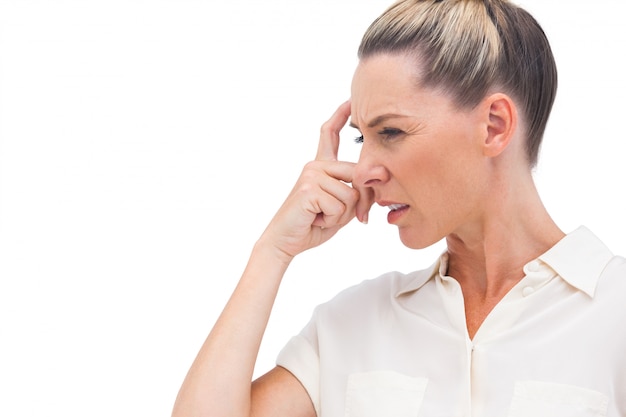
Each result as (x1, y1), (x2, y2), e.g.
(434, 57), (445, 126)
(350, 54), (450, 127)
(351, 54), (419, 100)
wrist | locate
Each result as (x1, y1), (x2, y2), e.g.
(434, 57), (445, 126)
(252, 236), (295, 269)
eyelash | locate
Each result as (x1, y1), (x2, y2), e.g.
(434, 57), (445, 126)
(354, 128), (403, 144)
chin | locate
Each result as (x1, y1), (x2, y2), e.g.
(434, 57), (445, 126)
(398, 228), (439, 250)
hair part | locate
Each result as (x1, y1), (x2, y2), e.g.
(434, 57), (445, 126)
(358, 0), (558, 167)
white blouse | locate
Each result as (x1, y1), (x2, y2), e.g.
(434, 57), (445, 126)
(277, 226), (626, 416)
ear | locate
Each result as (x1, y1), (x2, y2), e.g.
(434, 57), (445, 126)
(481, 93), (517, 158)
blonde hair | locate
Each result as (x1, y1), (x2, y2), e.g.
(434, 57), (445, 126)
(358, 0), (557, 166)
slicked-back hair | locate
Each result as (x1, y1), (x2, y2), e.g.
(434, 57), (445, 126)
(358, 0), (557, 167)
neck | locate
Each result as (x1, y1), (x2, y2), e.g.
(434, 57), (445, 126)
(445, 170), (564, 299)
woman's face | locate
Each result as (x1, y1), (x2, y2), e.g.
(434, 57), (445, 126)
(350, 53), (491, 249)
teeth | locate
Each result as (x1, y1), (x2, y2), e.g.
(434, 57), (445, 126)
(388, 204), (407, 211)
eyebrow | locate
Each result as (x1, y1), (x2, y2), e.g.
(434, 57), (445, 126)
(349, 113), (410, 130)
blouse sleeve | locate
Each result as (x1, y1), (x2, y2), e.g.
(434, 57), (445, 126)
(276, 309), (321, 416)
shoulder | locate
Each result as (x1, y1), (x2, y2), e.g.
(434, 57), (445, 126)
(597, 254), (626, 291)
(603, 254), (626, 273)
(313, 263), (437, 320)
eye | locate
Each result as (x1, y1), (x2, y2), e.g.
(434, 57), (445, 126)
(379, 127), (403, 141)
(353, 128), (403, 145)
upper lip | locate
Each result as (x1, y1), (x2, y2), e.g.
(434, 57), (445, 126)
(377, 201), (409, 210)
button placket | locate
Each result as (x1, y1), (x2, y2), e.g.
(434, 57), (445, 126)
(520, 259), (557, 298)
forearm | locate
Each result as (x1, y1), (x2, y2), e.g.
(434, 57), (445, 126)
(172, 101), (365, 417)
(172, 240), (292, 417)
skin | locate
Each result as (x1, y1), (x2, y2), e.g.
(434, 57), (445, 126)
(171, 53), (565, 417)
(351, 54), (564, 338)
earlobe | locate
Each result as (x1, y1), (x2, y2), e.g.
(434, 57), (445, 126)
(483, 93), (517, 158)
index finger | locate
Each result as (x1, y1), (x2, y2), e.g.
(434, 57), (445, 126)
(315, 100), (351, 161)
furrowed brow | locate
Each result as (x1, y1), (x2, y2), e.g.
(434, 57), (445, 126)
(366, 114), (409, 128)
(349, 114), (409, 130)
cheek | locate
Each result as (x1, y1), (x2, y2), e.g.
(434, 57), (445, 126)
(434, 129), (483, 184)
(391, 157), (446, 217)
(402, 144), (451, 189)
(406, 142), (482, 209)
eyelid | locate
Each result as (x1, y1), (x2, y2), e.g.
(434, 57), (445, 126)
(354, 128), (403, 145)
(354, 127), (404, 144)
(379, 127), (404, 140)
(379, 127), (402, 135)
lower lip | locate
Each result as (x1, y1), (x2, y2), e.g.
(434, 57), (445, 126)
(387, 206), (409, 224)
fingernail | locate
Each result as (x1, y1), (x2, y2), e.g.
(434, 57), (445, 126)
(360, 212), (368, 225)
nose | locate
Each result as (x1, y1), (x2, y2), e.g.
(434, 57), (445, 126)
(352, 142), (390, 189)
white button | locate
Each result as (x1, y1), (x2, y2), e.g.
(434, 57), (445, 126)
(522, 286), (535, 297)
(527, 260), (541, 272)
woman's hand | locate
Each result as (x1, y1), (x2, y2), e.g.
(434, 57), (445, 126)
(172, 102), (374, 417)
(259, 101), (371, 263)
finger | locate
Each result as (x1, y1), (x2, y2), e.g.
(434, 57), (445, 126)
(308, 160), (372, 225)
(315, 100), (351, 162)
(294, 171), (358, 225)
(294, 171), (358, 228)
(317, 176), (360, 216)
(309, 187), (355, 229)
(355, 185), (374, 225)
(300, 160), (356, 185)
(302, 160), (364, 225)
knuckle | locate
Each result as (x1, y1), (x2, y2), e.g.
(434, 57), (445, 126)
(319, 121), (331, 135)
(334, 199), (347, 215)
(349, 187), (360, 202)
(299, 165), (321, 184)
(319, 119), (337, 137)
(303, 160), (319, 172)
(295, 181), (315, 196)
(323, 199), (344, 217)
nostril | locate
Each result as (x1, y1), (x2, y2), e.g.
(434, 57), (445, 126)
(354, 162), (388, 188)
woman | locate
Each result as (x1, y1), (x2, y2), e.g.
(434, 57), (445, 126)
(173, 0), (626, 415)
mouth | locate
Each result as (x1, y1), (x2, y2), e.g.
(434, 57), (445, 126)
(378, 202), (410, 224)
(387, 204), (409, 212)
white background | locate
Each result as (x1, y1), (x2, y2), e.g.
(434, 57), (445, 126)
(0, 1), (624, 416)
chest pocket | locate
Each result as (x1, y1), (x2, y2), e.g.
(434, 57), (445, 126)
(508, 381), (609, 417)
(345, 371), (428, 417)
